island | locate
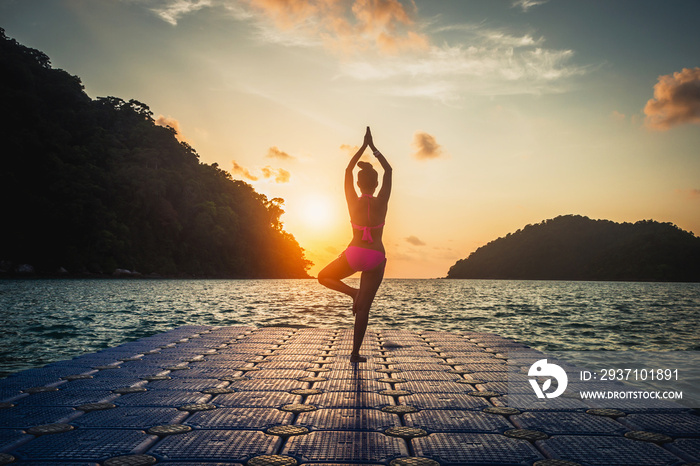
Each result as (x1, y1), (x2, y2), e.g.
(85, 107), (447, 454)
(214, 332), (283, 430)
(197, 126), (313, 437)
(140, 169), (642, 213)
(0, 29), (310, 278)
(447, 215), (700, 282)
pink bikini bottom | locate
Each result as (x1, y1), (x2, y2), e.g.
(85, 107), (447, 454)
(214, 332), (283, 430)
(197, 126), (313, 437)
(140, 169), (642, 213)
(344, 246), (386, 272)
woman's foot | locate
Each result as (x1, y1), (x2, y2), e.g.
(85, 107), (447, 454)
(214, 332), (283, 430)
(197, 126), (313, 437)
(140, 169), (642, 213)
(350, 353), (367, 363)
(351, 289), (359, 315)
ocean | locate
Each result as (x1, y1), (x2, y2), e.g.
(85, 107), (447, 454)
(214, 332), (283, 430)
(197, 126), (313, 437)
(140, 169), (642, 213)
(1, 278), (699, 378)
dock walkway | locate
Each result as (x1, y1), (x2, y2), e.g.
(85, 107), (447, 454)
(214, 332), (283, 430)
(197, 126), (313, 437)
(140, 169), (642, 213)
(0, 326), (698, 465)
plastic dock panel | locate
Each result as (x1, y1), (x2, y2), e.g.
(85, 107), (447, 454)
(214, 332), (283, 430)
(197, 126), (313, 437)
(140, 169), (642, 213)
(0, 406), (76, 428)
(295, 407), (401, 431)
(0, 429), (33, 452)
(226, 378), (310, 392)
(60, 376), (145, 391)
(665, 438), (700, 463)
(511, 411), (629, 436)
(211, 391), (301, 408)
(397, 380), (475, 394)
(305, 391), (393, 409)
(281, 430), (408, 463)
(617, 413), (700, 438)
(0, 325), (696, 465)
(493, 394), (590, 412)
(148, 429), (280, 462)
(392, 370), (463, 382)
(11, 429), (156, 462)
(404, 409), (514, 433)
(113, 390), (211, 407)
(14, 389), (117, 407)
(184, 407), (293, 430)
(70, 406), (189, 429)
(143, 377), (227, 391)
(412, 432), (544, 465)
(537, 435), (685, 465)
(398, 393), (492, 410)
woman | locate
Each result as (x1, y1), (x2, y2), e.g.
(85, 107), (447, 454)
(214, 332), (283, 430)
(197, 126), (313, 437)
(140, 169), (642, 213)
(318, 127), (392, 363)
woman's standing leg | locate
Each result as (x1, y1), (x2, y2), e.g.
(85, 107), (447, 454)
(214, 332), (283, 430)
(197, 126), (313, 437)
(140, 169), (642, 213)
(351, 260), (386, 362)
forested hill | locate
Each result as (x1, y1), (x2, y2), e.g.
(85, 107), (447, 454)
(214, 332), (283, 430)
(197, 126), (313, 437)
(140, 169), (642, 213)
(447, 215), (700, 282)
(0, 29), (310, 278)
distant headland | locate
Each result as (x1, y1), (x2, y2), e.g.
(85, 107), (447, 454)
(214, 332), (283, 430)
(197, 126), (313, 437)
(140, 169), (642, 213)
(447, 215), (700, 282)
(0, 29), (311, 278)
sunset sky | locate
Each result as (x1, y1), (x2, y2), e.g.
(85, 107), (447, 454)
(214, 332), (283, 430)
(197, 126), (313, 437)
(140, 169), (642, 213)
(3, 0), (699, 278)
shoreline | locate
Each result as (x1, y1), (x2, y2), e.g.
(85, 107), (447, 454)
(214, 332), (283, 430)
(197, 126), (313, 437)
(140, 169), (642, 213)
(3, 273), (699, 283)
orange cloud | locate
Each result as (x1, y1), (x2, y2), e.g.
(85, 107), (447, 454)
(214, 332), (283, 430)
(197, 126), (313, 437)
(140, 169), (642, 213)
(245, 0), (319, 28)
(242, 0), (429, 55)
(277, 168), (291, 183)
(340, 144), (360, 154)
(644, 67), (700, 130)
(412, 131), (443, 160)
(375, 30), (428, 54)
(266, 146), (294, 160)
(231, 161), (259, 181)
(155, 114), (189, 143)
(231, 158), (291, 183)
(262, 166), (291, 183)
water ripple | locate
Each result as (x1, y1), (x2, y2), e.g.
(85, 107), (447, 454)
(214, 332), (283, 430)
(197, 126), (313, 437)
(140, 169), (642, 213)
(0, 278), (698, 377)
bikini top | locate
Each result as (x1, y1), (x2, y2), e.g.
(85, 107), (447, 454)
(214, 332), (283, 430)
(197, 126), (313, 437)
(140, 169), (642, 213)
(351, 194), (385, 243)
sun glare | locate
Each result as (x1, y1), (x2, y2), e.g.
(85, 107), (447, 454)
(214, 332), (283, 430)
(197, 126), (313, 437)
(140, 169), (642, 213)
(301, 196), (335, 230)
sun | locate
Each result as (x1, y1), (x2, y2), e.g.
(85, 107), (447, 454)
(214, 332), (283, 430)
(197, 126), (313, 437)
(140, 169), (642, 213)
(301, 196), (335, 230)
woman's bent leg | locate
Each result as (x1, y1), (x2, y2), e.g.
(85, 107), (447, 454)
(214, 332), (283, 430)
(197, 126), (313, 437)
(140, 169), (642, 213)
(351, 260), (386, 362)
(318, 253), (357, 299)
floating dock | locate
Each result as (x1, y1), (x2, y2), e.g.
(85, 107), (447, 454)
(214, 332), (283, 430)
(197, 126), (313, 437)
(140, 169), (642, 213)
(0, 325), (698, 465)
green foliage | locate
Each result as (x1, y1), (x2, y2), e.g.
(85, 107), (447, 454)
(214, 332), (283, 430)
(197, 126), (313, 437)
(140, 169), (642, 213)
(446, 215), (700, 282)
(0, 28), (311, 277)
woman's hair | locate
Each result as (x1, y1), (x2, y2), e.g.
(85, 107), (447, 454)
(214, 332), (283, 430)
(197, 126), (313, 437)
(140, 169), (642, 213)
(357, 161), (378, 191)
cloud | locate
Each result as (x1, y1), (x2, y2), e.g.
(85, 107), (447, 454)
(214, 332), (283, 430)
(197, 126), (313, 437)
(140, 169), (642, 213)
(231, 161), (259, 181)
(231, 156), (292, 183)
(155, 114), (190, 143)
(266, 146), (295, 160)
(405, 235), (425, 246)
(231, 161), (291, 183)
(340, 144), (360, 154)
(339, 26), (589, 99)
(610, 110), (626, 122)
(147, 0), (213, 25)
(261, 166), (291, 183)
(412, 131), (443, 160)
(511, 0), (550, 12)
(239, 0), (429, 55)
(644, 68), (700, 130)
(135, 0), (588, 98)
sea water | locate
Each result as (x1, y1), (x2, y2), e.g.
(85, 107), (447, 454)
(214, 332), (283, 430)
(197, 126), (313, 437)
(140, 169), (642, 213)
(1, 278), (698, 378)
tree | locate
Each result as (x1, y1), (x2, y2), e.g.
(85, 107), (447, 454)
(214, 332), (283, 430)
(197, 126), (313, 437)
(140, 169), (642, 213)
(0, 29), (311, 278)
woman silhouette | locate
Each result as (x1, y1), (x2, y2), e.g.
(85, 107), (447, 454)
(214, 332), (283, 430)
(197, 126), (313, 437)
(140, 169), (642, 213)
(318, 127), (392, 363)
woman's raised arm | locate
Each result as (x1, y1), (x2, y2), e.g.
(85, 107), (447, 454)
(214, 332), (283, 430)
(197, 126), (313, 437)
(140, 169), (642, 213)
(345, 127), (371, 202)
(368, 136), (392, 202)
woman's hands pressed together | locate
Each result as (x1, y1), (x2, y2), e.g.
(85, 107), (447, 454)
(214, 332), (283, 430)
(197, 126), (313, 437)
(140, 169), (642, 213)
(363, 126), (373, 148)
